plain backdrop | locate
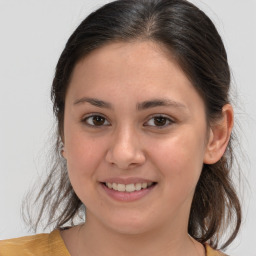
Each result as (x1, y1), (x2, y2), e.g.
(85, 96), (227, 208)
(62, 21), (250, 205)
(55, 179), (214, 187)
(0, 1), (255, 255)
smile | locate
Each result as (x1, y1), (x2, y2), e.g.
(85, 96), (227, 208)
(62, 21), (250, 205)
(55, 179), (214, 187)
(105, 182), (154, 192)
(100, 180), (157, 201)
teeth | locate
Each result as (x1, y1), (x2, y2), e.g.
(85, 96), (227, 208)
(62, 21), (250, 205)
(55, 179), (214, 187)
(113, 183), (118, 190)
(125, 184), (135, 192)
(106, 182), (113, 189)
(105, 182), (154, 192)
(135, 183), (141, 191)
(142, 182), (147, 189)
(117, 184), (126, 192)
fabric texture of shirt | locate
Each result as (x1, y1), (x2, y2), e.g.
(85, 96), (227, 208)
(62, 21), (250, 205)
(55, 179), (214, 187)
(0, 230), (227, 256)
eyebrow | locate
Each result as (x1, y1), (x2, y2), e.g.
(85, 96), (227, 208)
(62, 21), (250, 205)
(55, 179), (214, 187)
(73, 97), (186, 110)
(74, 97), (112, 108)
(137, 98), (187, 110)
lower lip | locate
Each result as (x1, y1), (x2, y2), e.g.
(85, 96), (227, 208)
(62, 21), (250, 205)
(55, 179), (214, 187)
(100, 183), (156, 202)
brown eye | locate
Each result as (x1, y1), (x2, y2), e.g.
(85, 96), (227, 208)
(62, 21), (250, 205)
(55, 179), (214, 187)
(84, 115), (110, 127)
(154, 116), (167, 126)
(144, 115), (174, 128)
(92, 116), (105, 126)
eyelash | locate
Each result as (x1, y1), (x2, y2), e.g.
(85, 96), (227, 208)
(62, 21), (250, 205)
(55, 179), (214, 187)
(82, 114), (110, 127)
(144, 114), (174, 128)
(81, 114), (174, 128)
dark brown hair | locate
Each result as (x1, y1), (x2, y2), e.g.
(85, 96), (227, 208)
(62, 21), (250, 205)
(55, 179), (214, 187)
(25, 0), (241, 250)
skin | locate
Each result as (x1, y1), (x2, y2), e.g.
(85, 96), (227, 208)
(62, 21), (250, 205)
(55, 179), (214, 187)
(61, 41), (233, 256)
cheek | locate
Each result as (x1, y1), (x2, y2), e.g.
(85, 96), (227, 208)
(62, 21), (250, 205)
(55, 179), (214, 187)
(147, 129), (206, 184)
(65, 136), (107, 206)
(65, 130), (106, 184)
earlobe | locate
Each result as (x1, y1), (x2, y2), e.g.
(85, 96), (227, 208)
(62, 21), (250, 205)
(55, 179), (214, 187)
(203, 104), (234, 164)
(59, 142), (67, 159)
(62, 150), (67, 159)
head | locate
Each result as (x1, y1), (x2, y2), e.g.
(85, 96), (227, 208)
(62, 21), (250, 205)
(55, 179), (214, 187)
(36, 0), (240, 249)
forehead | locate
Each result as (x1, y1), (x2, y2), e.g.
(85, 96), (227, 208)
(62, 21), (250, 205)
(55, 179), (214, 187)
(66, 41), (204, 111)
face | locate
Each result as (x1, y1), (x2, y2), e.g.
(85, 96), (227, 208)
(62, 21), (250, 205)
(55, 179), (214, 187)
(63, 41), (210, 235)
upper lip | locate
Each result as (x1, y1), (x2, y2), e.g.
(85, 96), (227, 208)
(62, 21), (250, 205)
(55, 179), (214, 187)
(100, 177), (156, 185)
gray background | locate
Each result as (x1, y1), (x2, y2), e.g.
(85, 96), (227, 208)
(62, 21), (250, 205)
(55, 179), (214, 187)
(0, 1), (255, 255)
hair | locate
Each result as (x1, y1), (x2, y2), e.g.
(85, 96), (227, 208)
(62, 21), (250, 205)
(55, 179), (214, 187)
(24, 0), (241, 250)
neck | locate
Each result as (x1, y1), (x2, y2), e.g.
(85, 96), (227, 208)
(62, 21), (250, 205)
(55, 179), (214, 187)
(76, 216), (204, 256)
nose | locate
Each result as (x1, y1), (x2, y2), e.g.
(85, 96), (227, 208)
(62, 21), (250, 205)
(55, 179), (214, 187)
(105, 125), (146, 170)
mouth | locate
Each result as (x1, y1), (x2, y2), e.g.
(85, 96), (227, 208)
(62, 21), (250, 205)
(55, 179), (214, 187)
(102, 182), (156, 192)
(100, 181), (157, 202)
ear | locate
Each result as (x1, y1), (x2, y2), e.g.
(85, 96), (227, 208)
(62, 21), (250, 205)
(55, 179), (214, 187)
(60, 142), (67, 159)
(62, 149), (67, 159)
(204, 104), (234, 164)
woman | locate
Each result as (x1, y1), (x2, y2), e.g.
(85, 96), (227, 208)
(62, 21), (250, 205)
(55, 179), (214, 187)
(0, 0), (241, 255)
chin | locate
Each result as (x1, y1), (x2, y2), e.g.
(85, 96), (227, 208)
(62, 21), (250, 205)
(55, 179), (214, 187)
(101, 212), (158, 236)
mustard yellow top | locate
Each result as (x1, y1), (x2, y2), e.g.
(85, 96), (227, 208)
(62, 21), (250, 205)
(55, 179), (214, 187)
(0, 230), (226, 256)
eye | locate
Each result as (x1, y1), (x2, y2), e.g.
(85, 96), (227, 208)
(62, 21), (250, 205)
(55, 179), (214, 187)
(144, 115), (174, 128)
(82, 114), (110, 127)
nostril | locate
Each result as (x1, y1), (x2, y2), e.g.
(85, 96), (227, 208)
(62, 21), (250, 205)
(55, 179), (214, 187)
(105, 148), (146, 170)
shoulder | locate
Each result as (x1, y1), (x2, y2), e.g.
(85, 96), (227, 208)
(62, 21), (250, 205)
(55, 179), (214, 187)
(0, 230), (70, 256)
(205, 244), (229, 256)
